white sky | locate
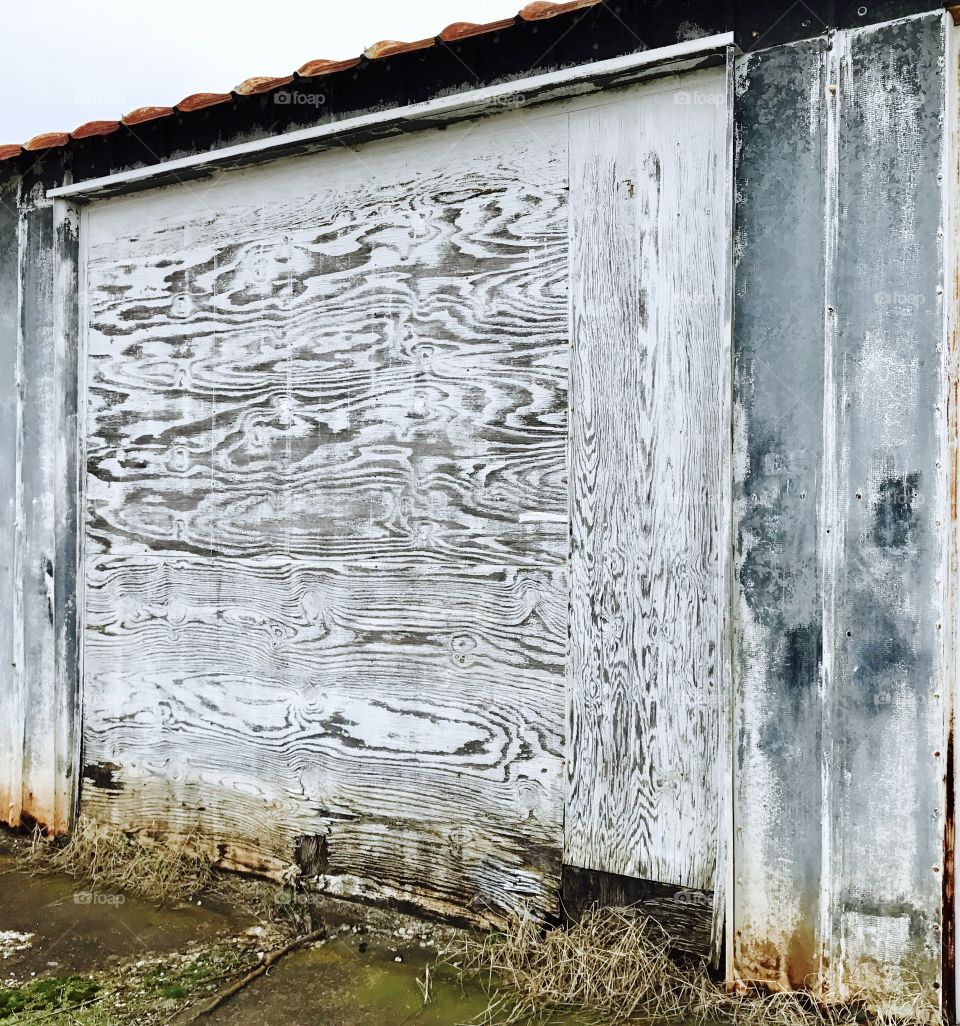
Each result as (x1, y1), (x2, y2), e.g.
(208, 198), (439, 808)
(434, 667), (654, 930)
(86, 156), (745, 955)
(0, 0), (523, 144)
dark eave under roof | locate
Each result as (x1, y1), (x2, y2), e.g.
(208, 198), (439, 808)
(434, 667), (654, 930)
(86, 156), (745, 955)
(0, 0), (945, 184)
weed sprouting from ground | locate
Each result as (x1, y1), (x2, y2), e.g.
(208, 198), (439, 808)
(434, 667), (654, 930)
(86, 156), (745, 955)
(454, 907), (939, 1026)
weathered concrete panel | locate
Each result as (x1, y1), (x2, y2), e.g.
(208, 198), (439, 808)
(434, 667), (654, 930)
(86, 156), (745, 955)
(732, 37), (827, 992)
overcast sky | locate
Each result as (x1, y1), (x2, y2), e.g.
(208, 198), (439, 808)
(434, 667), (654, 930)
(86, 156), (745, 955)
(0, 0), (523, 144)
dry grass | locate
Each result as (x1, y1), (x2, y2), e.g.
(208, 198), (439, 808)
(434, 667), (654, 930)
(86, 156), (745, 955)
(455, 907), (939, 1026)
(21, 816), (318, 930)
(24, 816), (215, 906)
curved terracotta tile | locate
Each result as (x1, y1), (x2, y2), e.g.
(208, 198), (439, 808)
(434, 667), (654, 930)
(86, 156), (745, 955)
(25, 132), (70, 152)
(177, 92), (233, 113)
(71, 120), (121, 140)
(0, 145), (22, 162)
(519, 0), (600, 21)
(296, 57), (362, 78)
(122, 106), (175, 126)
(439, 18), (515, 42)
(234, 75), (295, 96)
(364, 37), (435, 60)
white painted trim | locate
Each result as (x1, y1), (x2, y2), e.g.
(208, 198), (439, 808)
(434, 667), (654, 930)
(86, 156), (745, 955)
(47, 33), (733, 201)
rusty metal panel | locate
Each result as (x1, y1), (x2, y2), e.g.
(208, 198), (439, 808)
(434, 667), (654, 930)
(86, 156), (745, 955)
(11, 188), (80, 836)
(16, 196), (59, 831)
(824, 13), (947, 1013)
(732, 36), (828, 992)
(734, 11), (949, 1015)
(0, 176), (21, 828)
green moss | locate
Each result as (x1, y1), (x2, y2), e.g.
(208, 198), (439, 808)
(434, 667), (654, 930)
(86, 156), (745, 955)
(0, 975), (98, 1018)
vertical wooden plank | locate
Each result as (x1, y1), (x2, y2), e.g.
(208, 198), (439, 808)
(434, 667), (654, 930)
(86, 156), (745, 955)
(732, 38), (828, 992)
(566, 68), (731, 891)
(0, 175), (22, 827)
(825, 14), (948, 1012)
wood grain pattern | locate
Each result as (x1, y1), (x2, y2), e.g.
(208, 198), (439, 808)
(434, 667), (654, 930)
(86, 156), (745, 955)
(79, 112), (570, 922)
(82, 557), (566, 919)
(565, 70), (730, 890)
(82, 124), (568, 564)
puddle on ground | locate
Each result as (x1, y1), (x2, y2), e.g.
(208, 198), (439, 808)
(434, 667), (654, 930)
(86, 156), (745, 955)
(203, 931), (588, 1026)
(0, 847), (243, 983)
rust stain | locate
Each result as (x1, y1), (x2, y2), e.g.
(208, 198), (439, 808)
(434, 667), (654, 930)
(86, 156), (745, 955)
(944, 718), (955, 1021)
(234, 75), (295, 96)
(176, 92), (233, 113)
(121, 106), (175, 126)
(24, 132), (70, 152)
(736, 926), (818, 993)
(439, 19), (516, 42)
(945, 131), (960, 1021)
(519, 0), (600, 21)
(364, 37), (437, 60)
(71, 120), (121, 140)
(296, 57), (362, 78)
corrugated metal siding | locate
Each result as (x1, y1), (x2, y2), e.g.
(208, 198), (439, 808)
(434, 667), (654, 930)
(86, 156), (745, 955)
(733, 12), (949, 1015)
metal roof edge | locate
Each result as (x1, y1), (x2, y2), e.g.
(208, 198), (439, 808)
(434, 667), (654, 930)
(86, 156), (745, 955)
(48, 32), (735, 202)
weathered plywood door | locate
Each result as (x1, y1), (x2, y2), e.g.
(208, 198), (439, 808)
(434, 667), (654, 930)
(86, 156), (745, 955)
(565, 68), (732, 894)
(77, 110), (570, 922)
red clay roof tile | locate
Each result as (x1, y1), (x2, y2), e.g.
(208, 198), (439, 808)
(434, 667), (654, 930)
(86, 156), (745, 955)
(176, 92), (233, 113)
(439, 18), (516, 42)
(5, 1), (602, 167)
(234, 75), (295, 95)
(296, 57), (362, 78)
(364, 37), (436, 60)
(519, 0), (600, 20)
(71, 120), (121, 140)
(24, 132), (70, 152)
(122, 106), (175, 126)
